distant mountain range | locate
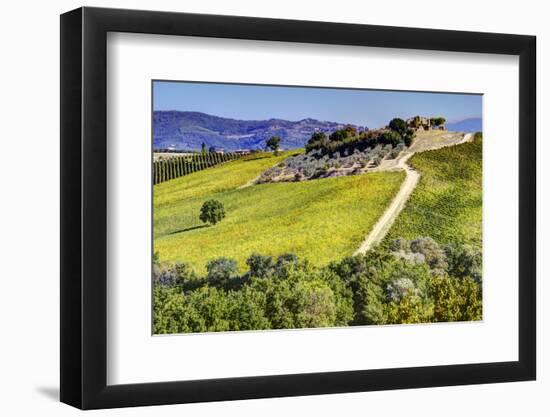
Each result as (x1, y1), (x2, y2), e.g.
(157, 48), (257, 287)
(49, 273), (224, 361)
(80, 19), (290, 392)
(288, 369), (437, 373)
(153, 111), (482, 151)
(446, 117), (482, 133)
(153, 111), (368, 151)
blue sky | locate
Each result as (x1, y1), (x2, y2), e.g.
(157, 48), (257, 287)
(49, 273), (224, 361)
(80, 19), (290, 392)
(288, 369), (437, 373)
(153, 81), (482, 128)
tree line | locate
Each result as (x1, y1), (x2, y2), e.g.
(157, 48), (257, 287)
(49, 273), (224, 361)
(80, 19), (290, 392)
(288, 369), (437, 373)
(305, 118), (416, 156)
(153, 236), (482, 334)
(153, 152), (241, 184)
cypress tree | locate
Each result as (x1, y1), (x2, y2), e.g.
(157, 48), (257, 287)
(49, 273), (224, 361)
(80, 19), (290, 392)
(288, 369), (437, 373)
(157, 162), (161, 183)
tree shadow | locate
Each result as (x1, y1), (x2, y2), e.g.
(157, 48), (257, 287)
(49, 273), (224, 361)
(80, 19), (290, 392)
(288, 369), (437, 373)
(168, 224), (209, 235)
(241, 156), (269, 162)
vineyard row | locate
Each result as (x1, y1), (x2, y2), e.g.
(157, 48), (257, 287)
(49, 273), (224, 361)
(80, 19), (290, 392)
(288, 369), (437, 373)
(153, 152), (241, 184)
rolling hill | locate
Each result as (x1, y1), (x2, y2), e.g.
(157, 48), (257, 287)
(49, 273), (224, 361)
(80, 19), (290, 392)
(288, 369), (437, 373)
(446, 117), (482, 132)
(153, 111), (367, 151)
(385, 133), (482, 248)
(153, 152), (404, 272)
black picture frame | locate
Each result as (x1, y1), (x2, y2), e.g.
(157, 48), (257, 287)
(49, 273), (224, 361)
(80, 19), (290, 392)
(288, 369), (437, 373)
(60, 6), (536, 410)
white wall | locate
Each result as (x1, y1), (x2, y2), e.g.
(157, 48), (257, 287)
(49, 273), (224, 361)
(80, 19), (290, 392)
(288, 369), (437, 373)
(0, 0), (546, 415)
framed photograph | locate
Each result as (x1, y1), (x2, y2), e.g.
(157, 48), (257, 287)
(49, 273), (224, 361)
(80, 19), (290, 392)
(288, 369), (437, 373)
(60, 6), (536, 409)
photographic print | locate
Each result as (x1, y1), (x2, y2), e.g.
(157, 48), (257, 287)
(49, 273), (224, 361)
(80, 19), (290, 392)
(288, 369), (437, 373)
(152, 81), (483, 335)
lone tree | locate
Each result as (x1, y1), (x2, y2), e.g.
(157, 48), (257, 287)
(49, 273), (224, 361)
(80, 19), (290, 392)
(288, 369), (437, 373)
(201, 142), (207, 154)
(265, 136), (281, 155)
(430, 117), (446, 127)
(200, 199), (226, 226)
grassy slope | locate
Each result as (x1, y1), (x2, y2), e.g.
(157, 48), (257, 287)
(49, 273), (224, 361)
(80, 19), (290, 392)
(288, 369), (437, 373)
(385, 134), (482, 248)
(154, 151), (297, 208)
(154, 154), (405, 273)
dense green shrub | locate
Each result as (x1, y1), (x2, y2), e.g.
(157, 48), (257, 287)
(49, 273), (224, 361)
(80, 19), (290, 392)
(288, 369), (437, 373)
(303, 118), (415, 157)
(444, 243), (482, 283)
(153, 237), (482, 334)
(200, 199), (226, 225)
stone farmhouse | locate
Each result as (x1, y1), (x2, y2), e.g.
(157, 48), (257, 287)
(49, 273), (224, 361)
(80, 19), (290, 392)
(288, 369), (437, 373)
(406, 116), (446, 131)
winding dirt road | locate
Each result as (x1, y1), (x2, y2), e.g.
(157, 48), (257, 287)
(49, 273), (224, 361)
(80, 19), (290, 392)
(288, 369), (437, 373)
(354, 132), (473, 254)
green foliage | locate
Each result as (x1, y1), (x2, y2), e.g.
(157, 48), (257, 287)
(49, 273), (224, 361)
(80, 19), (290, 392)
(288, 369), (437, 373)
(385, 292), (434, 324)
(199, 199), (226, 225)
(326, 125), (359, 144)
(303, 117), (416, 157)
(226, 287), (271, 331)
(430, 117), (446, 126)
(266, 136), (281, 154)
(154, 151), (293, 207)
(155, 169), (404, 272)
(431, 275), (482, 322)
(389, 118), (407, 135)
(403, 129), (415, 147)
(206, 257), (238, 289)
(343, 125), (358, 136)
(154, 253), (348, 333)
(153, 233), (482, 334)
(379, 131), (403, 147)
(152, 126), (483, 335)
(305, 131), (328, 153)
(153, 151), (242, 184)
(444, 243), (482, 283)
(388, 118), (416, 147)
(246, 253), (274, 278)
(409, 236), (448, 274)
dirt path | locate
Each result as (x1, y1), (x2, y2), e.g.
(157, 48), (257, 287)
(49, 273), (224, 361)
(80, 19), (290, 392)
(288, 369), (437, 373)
(354, 152), (419, 254)
(354, 132), (473, 254)
(237, 171), (267, 189)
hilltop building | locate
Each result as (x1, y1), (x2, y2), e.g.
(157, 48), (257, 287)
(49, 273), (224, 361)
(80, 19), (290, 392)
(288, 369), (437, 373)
(406, 116), (446, 131)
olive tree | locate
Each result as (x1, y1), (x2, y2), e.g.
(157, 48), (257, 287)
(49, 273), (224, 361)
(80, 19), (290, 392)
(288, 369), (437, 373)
(199, 199), (226, 225)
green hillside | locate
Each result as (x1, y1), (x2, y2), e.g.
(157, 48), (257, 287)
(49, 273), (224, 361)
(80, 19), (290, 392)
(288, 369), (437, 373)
(385, 133), (482, 248)
(154, 153), (405, 273)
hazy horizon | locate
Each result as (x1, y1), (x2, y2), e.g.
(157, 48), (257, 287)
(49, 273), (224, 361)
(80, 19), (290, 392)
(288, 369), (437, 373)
(153, 81), (482, 129)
